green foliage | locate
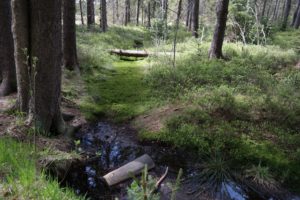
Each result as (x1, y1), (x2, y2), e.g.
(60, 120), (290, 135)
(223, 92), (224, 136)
(0, 138), (83, 200)
(127, 166), (160, 200)
(77, 26), (157, 121)
(143, 39), (300, 191)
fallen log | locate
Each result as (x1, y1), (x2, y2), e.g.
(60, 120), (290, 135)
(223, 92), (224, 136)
(110, 49), (149, 58)
(103, 154), (155, 186)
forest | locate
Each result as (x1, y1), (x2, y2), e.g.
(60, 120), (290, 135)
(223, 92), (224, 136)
(0, 0), (300, 199)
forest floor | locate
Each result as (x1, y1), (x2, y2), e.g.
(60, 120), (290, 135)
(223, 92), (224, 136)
(1, 26), (300, 199)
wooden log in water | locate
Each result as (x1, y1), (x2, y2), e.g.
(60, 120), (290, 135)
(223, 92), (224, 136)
(109, 49), (149, 57)
(103, 154), (155, 186)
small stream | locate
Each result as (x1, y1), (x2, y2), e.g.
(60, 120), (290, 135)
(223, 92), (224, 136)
(57, 122), (299, 200)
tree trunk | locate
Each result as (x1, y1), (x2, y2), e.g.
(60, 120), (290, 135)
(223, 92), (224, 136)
(12, 0), (66, 135)
(79, 0), (84, 25)
(261, 0), (268, 20)
(125, 0), (131, 26)
(294, 4), (300, 28)
(63, 0), (78, 70)
(282, 0), (291, 30)
(100, 0), (108, 32)
(272, 0), (279, 20)
(186, 0), (192, 27)
(208, 0), (229, 59)
(152, 1), (156, 18)
(147, 2), (151, 28)
(136, 0), (141, 25)
(116, 0), (119, 23)
(0, 0), (16, 97)
(87, 0), (95, 27)
(193, 0), (200, 38)
(292, 0), (300, 26)
(11, 0), (30, 112)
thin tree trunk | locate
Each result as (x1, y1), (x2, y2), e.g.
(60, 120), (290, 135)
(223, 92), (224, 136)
(282, 0), (291, 30)
(147, 2), (151, 28)
(209, 0), (229, 59)
(152, 1), (156, 18)
(173, 0), (183, 68)
(87, 0), (95, 27)
(125, 0), (131, 26)
(186, 0), (191, 27)
(261, 0), (268, 20)
(11, 0), (30, 112)
(294, 4), (300, 28)
(272, 0), (279, 20)
(136, 0), (141, 25)
(0, 0), (16, 97)
(116, 0), (119, 23)
(193, 0), (200, 38)
(79, 0), (84, 25)
(63, 0), (78, 70)
(100, 0), (108, 32)
(292, 0), (300, 26)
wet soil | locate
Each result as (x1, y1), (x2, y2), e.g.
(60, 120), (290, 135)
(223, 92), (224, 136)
(57, 122), (299, 200)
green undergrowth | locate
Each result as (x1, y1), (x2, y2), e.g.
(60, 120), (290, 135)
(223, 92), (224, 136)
(0, 138), (83, 200)
(76, 26), (153, 121)
(141, 34), (300, 191)
(271, 29), (300, 51)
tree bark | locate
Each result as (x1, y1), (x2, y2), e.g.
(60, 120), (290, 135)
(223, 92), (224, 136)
(208, 0), (229, 59)
(136, 0), (141, 25)
(282, 0), (291, 30)
(292, 0), (300, 27)
(125, 0), (131, 26)
(12, 0), (66, 135)
(79, 0), (85, 25)
(100, 0), (108, 32)
(116, 0), (119, 23)
(261, 0), (268, 21)
(193, 0), (200, 38)
(63, 0), (78, 70)
(0, 0), (16, 97)
(147, 1), (151, 28)
(11, 0), (30, 112)
(87, 0), (95, 28)
(294, 4), (300, 28)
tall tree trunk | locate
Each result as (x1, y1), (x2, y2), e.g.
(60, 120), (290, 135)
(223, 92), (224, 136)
(186, 0), (192, 27)
(208, 0), (229, 59)
(100, 0), (108, 32)
(292, 0), (300, 26)
(282, 0), (291, 30)
(79, 0), (84, 25)
(294, 4), (300, 28)
(272, 0), (279, 20)
(147, 1), (151, 28)
(125, 0), (131, 26)
(136, 0), (141, 25)
(261, 0), (268, 20)
(193, 0), (200, 38)
(87, 0), (95, 28)
(11, 0), (30, 112)
(63, 0), (78, 70)
(116, 0), (119, 23)
(152, 1), (156, 18)
(173, 0), (183, 67)
(0, 0), (16, 97)
(12, 0), (66, 135)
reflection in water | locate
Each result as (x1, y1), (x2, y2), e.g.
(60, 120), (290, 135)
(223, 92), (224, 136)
(58, 122), (299, 200)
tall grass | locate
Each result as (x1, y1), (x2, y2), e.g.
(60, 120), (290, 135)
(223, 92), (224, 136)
(0, 138), (83, 200)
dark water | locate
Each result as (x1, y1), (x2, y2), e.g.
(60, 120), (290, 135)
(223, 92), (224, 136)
(56, 122), (299, 200)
